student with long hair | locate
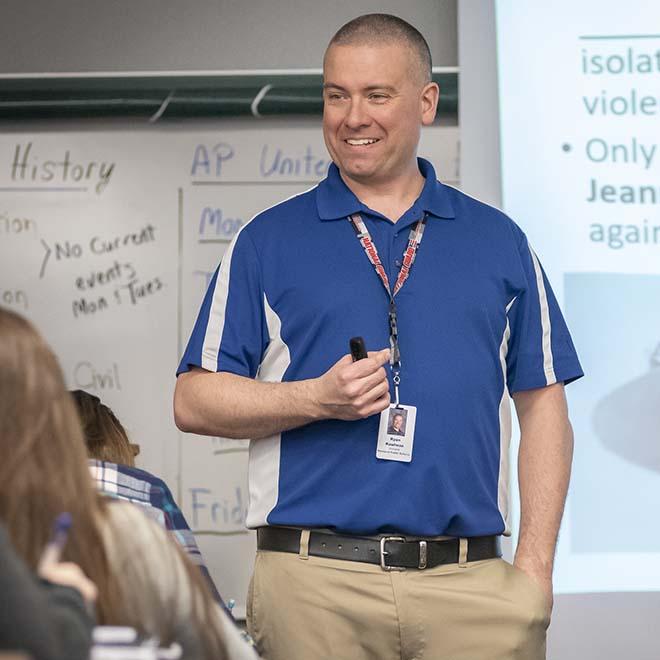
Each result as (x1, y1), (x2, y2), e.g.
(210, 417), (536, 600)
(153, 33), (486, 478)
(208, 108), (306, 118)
(0, 308), (258, 660)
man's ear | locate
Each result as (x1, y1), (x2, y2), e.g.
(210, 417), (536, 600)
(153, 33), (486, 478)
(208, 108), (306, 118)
(421, 82), (440, 126)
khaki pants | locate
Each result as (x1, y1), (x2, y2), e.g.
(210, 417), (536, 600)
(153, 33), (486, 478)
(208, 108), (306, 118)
(247, 547), (550, 660)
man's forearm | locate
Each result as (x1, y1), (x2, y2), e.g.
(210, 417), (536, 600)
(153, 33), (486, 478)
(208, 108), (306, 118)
(174, 351), (391, 440)
(513, 383), (574, 578)
(174, 369), (323, 439)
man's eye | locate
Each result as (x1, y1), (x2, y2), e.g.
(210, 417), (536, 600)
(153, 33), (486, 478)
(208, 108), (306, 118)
(369, 94), (389, 102)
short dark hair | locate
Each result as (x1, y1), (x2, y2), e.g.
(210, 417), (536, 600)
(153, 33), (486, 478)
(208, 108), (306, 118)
(327, 14), (432, 84)
(70, 389), (137, 466)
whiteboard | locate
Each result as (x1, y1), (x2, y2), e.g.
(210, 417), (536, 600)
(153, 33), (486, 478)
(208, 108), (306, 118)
(0, 119), (459, 617)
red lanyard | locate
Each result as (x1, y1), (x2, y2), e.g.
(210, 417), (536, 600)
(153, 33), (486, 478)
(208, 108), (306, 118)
(348, 213), (427, 403)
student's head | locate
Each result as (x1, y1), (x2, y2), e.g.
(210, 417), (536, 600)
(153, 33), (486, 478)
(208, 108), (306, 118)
(0, 307), (120, 620)
(71, 389), (139, 467)
(322, 14), (439, 187)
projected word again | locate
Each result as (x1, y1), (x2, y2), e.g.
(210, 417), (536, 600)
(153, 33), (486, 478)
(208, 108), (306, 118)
(589, 220), (660, 250)
(586, 138), (656, 170)
(0, 213), (36, 235)
(73, 361), (122, 391)
(260, 144), (330, 178)
(189, 486), (247, 531)
(9, 143), (115, 194)
(191, 142), (234, 178)
(0, 288), (28, 310)
(198, 207), (243, 241)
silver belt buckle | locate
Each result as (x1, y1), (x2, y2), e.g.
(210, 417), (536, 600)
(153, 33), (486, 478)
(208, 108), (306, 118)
(379, 536), (406, 571)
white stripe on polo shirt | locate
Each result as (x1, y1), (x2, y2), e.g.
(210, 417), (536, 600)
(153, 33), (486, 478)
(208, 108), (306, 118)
(200, 186), (318, 373)
(529, 245), (557, 385)
(201, 229), (241, 371)
(497, 296), (517, 534)
(246, 294), (291, 528)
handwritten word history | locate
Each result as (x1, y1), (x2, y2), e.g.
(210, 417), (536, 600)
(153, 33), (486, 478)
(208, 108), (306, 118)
(10, 143), (115, 194)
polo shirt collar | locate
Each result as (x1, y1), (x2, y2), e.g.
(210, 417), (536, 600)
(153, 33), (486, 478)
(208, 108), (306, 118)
(316, 157), (456, 221)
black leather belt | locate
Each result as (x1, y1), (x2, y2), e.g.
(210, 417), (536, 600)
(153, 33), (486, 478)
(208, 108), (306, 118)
(257, 527), (501, 570)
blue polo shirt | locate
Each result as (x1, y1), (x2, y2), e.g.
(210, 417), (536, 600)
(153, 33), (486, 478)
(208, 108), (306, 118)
(178, 159), (583, 537)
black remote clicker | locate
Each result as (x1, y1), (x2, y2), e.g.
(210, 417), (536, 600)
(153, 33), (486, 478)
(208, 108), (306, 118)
(349, 336), (368, 362)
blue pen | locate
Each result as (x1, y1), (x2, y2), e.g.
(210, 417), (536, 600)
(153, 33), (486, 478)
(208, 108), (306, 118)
(38, 512), (72, 571)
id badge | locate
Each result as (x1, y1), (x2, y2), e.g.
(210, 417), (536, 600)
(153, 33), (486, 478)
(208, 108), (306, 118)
(376, 404), (417, 462)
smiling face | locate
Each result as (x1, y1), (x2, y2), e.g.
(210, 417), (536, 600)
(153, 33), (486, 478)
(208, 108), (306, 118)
(392, 414), (404, 431)
(322, 42), (438, 189)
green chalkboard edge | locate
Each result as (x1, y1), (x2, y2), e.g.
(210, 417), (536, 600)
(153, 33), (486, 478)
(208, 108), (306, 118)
(0, 71), (458, 121)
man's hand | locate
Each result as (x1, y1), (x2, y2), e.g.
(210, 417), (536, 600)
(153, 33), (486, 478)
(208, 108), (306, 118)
(513, 556), (554, 613)
(313, 348), (391, 420)
(513, 382), (573, 617)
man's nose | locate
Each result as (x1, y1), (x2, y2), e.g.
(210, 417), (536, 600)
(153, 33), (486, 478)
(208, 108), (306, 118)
(344, 98), (371, 129)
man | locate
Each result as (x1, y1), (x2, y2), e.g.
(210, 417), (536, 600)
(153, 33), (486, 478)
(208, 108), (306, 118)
(174, 13), (582, 660)
(387, 411), (406, 436)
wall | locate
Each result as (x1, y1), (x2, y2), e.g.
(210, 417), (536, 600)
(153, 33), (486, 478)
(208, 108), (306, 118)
(0, 0), (457, 74)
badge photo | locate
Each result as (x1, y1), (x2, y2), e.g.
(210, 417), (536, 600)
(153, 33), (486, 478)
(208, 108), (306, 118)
(377, 404), (417, 463)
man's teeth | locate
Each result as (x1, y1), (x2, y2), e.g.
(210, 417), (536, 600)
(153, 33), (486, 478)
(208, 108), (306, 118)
(346, 138), (379, 145)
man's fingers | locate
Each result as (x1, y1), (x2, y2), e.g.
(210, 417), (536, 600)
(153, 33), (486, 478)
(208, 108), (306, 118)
(354, 379), (391, 411)
(368, 348), (391, 364)
(349, 348), (390, 376)
(353, 367), (389, 398)
(363, 391), (392, 417)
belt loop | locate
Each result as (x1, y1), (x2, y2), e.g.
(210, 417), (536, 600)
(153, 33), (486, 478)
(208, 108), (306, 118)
(458, 537), (468, 567)
(299, 529), (310, 560)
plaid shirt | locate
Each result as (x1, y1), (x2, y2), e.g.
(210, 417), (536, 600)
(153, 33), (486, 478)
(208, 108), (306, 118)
(88, 460), (224, 606)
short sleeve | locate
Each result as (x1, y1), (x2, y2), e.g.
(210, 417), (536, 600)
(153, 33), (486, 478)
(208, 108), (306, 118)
(177, 228), (267, 377)
(505, 235), (583, 392)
